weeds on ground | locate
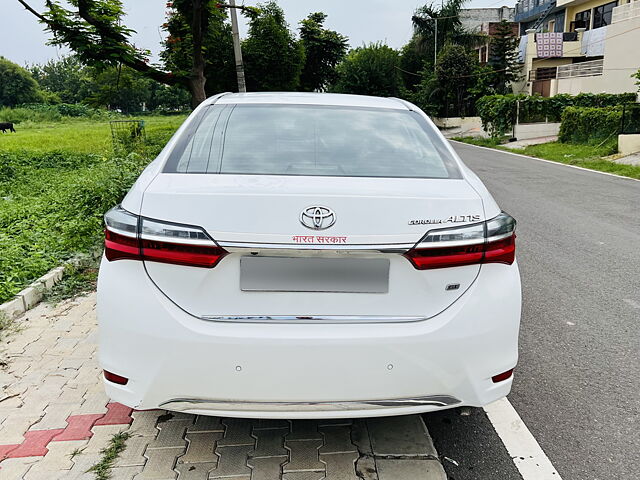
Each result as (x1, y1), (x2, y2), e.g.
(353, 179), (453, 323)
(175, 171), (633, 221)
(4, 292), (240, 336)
(87, 431), (131, 480)
(451, 136), (505, 148)
(44, 257), (100, 304)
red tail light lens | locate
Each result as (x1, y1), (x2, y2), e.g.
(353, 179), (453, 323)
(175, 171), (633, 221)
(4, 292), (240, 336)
(404, 212), (516, 270)
(492, 368), (514, 383)
(104, 370), (129, 385)
(104, 206), (227, 268)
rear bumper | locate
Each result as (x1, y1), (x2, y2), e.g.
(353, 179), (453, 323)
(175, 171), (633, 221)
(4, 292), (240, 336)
(97, 258), (521, 419)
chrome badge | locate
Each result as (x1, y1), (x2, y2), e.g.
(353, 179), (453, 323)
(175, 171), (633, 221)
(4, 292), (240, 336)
(300, 206), (336, 230)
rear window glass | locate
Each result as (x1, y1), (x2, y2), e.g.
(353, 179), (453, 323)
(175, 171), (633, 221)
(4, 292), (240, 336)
(164, 104), (461, 179)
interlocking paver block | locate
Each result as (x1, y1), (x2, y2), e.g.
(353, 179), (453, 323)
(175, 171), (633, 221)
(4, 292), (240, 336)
(376, 459), (446, 480)
(0, 456), (40, 479)
(187, 416), (224, 433)
(251, 427), (288, 458)
(247, 456), (287, 480)
(283, 440), (324, 473)
(149, 419), (191, 449)
(66, 451), (102, 480)
(355, 455), (378, 480)
(319, 425), (357, 454)
(110, 465), (145, 479)
(285, 421), (322, 441)
(130, 411), (164, 437)
(52, 414), (103, 441)
(174, 461), (217, 480)
(320, 451), (360, 480)
(24, 439), (87, 474)
(0, 413), (44, 444)
(216, 419), (254, 447)
(366, 416), (437, 457)
(116, 434), (152, 467)
(210, 445), (253, 478)
(72, 392), (109, 416)
(83, 425), (127, 454)
(8, 429), (64, 458)
(136, 446), (184, 479)
(252, 419), (289, 430)
(179, 432), (222, 464)
(95, 402), (133, 426)
(282, 472), (325, 480)
(0, 444), (20, 461)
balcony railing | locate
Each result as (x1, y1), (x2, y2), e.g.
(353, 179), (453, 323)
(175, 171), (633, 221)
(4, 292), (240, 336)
(612, 1), (640, 24)
(515, 0), (555, 22)
(557, 59), (604, 79)
(529, 67), (558, 81)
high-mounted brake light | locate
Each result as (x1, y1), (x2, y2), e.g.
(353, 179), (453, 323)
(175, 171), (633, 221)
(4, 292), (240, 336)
(104, 206), (228, 268)
(404, 212), (516, 270)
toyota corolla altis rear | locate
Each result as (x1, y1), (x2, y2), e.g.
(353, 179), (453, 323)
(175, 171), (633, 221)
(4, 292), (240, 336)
(97, 92), (521, 419)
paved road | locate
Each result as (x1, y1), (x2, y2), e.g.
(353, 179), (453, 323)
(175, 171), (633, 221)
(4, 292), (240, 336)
(447, 142), (640, 480)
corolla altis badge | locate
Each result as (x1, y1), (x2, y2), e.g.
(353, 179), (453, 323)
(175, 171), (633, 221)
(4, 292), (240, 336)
(409, 215), (481, 226)
(300, 206), (336, 230)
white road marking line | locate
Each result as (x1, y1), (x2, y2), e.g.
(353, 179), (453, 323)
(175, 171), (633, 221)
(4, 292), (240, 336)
(451, 140), (640, 182)
(484, 397), (562, 480)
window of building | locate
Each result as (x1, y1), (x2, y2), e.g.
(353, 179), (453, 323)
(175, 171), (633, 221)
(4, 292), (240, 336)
(571, 10), (591, 30)
(593, 1), (619, 28)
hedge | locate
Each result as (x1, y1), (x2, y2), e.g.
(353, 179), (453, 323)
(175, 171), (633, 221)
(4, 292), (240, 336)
(558, 106), (623, 144)
(477, 92), (637, 138)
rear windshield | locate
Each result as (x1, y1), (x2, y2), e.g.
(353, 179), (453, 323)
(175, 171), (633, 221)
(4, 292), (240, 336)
(164, 104), (461, 179)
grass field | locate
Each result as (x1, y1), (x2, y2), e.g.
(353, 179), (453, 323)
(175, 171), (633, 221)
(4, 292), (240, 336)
(452, 137), (640, 180)
(0, 115), (186, 304)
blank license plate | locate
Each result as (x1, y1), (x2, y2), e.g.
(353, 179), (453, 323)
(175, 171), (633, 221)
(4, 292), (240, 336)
(240, 256), (390, 293)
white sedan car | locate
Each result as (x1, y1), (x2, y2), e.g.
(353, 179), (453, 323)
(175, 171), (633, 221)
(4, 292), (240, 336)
(97, 92), (521, 419)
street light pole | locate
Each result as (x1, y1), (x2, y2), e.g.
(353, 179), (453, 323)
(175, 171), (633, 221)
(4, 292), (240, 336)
(228, 0), (247, 93)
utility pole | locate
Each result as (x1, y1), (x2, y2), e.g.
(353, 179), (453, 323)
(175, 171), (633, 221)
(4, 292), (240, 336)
(228, 0), (247, 93)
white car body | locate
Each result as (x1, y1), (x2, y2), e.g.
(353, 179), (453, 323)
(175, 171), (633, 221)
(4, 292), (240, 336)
(97, 92), (521, 419)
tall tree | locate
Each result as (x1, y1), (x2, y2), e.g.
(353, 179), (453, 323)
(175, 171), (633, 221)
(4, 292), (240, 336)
(16, 0), (257, 107)
(331, 43), (402, 97)
(488, 20), (522, 94)
(84, 65), (151, 113)
(298, 12), (348, 92)
(243, 1), (304, 91)
(0, 57), (42, 107)
(30, 56), (93, 104)
(434, 44), (479, 117)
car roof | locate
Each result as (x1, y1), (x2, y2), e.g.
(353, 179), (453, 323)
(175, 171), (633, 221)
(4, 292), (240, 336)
(211, 92), (410, 110)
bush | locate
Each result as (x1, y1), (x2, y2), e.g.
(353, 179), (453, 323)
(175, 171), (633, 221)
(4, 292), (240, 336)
(477, 93), (636, 138)
(0, 103), (111, 124)
(558, 106), (623, 144)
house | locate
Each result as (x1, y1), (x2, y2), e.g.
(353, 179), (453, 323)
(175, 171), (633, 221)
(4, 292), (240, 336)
(514, 0), (640, 96)
(460, 7), (518, 63)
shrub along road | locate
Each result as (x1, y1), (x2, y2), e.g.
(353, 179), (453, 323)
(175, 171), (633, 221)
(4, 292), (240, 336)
(442, 141), (640, 480)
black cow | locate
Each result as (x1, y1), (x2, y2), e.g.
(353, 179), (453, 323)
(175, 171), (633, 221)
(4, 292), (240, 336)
(0, 122), (16, 133)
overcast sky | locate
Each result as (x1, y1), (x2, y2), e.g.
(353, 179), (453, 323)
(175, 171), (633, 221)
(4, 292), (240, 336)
(1, 0), (515, 66)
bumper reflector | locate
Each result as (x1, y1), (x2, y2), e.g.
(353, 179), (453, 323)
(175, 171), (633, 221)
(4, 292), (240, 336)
(492, 368), (514, 383)
(104, 370), (129, 385)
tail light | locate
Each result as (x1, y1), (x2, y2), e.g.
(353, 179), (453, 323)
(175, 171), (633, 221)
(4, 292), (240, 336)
(104, 206), (228, 268)
(404, 212), (516, 270)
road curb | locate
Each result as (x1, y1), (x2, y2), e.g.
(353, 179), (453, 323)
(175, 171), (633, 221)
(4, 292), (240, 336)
(0, 250), (102, 321)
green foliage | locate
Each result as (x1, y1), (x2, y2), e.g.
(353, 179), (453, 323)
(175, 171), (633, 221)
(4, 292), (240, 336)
(433, 43), (480, 117)
(634, 68), (640, 92)
(488, 20), (521, 94)
(332, 43), (402, 97)
(84, 66), (151, 113)
(558, 106), (623, 144)
(29, 56), (93, 104)
(0, 116), (184, 303)
(243, 1), (305, 91)
(88, 431), (131, 480)
(298, 12), (349, 92)
(160, 2), (236, 96)
(0, 57), (43, 107)
(477, 93), (637, 138)
(44, 257), (99, 303)
(0, 104), (110, 124)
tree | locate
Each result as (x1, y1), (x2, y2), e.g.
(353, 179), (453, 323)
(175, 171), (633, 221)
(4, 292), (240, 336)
(298, 12), (348, 92)
(331, 43), (402, 97)
(434, 44), (480, 117)
(489, 20), (522, 94)
(0, 57), (42, 107)
(16, 0), (257, 107)
(634, 68), (640, 92)
(243, 1), (304, 91)
(160, 1), (237, 97)
(30, 56), (93, 104)
(84, 66), (151, 113)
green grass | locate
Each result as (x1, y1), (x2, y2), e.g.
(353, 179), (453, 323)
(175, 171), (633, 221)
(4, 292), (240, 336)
(0, 115), (186, 304)
(87, 431), (131, 480)
(44, 257), (100, 304)
(453, 137), (640, 180)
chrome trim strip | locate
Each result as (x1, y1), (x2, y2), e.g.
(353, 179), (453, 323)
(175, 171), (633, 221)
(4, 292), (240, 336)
(217, 241), (414, 253)
(414, 231), (513, 250)
(160, 395), (461, 412)
(199, 315), (429, 324)
(139, 233), (216, 246)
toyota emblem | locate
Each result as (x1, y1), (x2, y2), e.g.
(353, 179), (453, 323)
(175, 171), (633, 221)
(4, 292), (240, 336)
(300, 206), (336, 230)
